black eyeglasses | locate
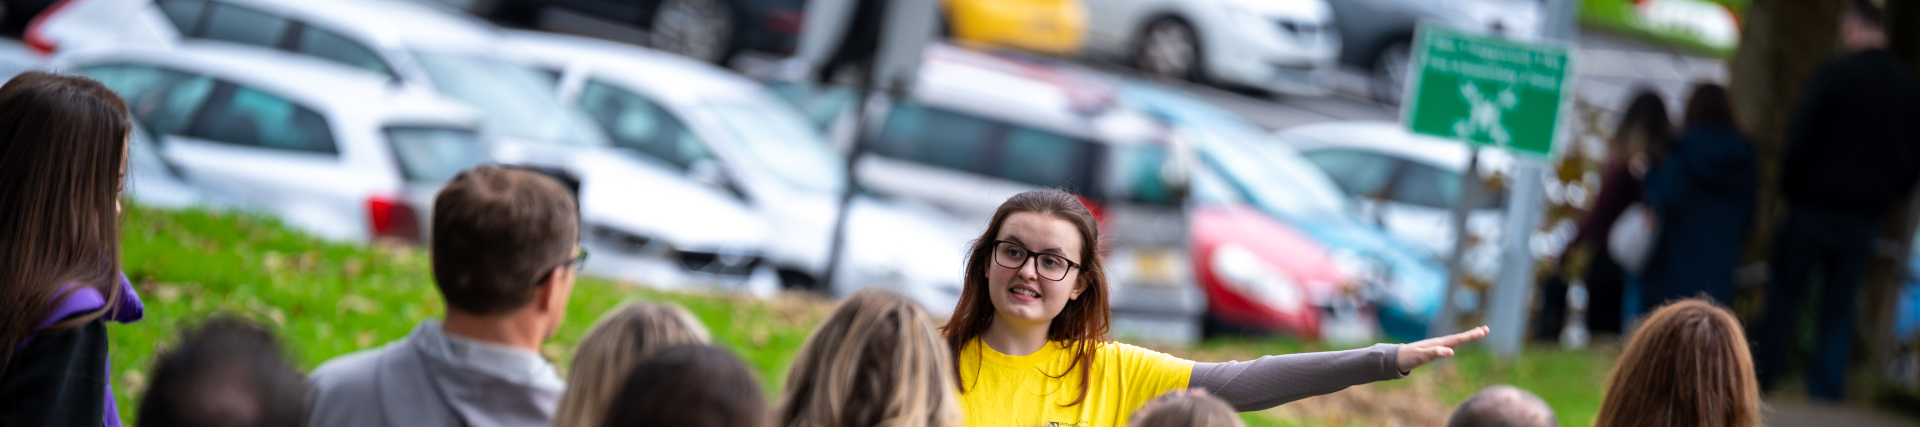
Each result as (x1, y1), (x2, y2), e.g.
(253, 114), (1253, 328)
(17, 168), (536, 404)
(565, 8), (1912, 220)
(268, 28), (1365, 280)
(992, 240), (1081, 282)
(535, 247), (588, 286)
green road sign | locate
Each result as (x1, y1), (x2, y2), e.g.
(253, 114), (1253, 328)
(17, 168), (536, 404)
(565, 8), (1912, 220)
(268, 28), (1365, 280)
(1402, 25), (1574, 158)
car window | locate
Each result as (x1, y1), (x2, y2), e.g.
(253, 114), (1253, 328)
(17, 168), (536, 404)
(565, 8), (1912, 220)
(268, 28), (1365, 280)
(196, 2), (289, 48)
(875, 102), (995, 174)
(295, 25), (394, 77)
(1102, 143), (1179, 206)
(414, 51), (602, 147)
(157, 0), (206, 34)
(84, 65), (215, 137)
(1387, 162), (1459, 209)
(577, 79), (711, 171)
(386, 127), (490, 182)
(1001, 126), (1089, 189)
(186, 83), (336, 154)
(1302, 149), (1397, 199)
(1189, 167), (1241, 206)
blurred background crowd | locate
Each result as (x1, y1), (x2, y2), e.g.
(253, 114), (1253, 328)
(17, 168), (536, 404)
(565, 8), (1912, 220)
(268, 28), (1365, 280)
(0, 0), (1916, 424)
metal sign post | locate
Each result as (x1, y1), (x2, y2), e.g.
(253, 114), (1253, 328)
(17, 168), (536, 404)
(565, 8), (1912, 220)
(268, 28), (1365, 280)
(1401, 13), (1575, 359)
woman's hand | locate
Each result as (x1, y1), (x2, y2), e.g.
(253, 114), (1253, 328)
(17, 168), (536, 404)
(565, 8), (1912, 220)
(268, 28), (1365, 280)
(1397, 326), (1489, 372)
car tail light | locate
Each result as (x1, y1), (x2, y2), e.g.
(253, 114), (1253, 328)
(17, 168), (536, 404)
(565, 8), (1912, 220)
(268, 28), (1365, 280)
(764, 10), (805, 35)
(23, 0), (80, 57)
(366, 196), (422, 242)
(1075, 194), (1105, 224)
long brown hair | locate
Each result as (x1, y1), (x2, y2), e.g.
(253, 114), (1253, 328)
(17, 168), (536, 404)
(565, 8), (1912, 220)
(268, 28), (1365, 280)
(780, 288), (961, 427)
(0, 71), (131, 376)
(1595, 298), (1760, 427)
(939, 189), (1110, 407)
(553, 302), (711, 427)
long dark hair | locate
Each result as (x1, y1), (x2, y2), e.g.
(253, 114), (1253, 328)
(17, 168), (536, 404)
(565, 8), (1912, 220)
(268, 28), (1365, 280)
(1683, 83), (1737, 129)
(0, 71), (131, 376)
(939, 189), (1110, 407)
(1614, 90), (1672, 163)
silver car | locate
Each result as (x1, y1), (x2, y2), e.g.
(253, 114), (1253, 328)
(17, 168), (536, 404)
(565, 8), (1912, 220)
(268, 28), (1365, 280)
(498, 31), (973, 312)
(61, 44), (489, 242)
(40, 0), (777, 290)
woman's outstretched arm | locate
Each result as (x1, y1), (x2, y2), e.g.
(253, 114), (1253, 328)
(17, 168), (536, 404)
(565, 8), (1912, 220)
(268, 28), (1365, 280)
(1189, 326), (1489, 411)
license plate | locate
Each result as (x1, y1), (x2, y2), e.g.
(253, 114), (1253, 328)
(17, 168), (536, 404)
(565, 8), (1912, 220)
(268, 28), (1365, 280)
(1133, 249), (1181, 285)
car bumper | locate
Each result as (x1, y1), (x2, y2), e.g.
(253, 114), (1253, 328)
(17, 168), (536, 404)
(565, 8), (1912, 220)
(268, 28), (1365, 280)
(1205, 24), (1340, 95)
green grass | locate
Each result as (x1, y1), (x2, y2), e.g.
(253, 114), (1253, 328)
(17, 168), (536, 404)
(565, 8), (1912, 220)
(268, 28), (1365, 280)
(108, 205), (1620, 425)
(110, 205), (824, 423)
(1580, 0), (1739, 58)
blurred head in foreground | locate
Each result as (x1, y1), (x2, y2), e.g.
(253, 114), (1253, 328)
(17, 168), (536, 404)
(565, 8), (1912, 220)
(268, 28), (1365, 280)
(1446, 385), (1556, 427)
(0, 71), (131, 376)
(1128, 389), (1243, 427)
(599, 344), (766, 427)
(780, 288), (961, 427)
(138, 317), (305, 427)
(1683, 83), (1737, 129)
(1843, 0), (1887, 52)
(431, 164), (581, 339)
(552, 302), (711, 427)
(1596, 298), (1759, 427)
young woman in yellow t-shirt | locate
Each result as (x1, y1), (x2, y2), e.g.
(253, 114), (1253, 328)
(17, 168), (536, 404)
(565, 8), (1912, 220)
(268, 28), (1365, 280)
(940, 189), (1489, 427)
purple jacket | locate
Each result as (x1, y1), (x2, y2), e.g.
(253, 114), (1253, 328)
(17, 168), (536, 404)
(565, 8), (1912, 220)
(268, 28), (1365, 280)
(15, 274), (145, 427)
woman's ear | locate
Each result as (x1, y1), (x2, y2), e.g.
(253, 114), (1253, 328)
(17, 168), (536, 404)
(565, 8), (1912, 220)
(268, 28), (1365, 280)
(1070, 276), (1087, 300)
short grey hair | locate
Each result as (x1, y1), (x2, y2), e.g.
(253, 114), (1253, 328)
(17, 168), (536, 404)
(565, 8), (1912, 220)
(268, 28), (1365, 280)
(1447, 385), (1557, 427)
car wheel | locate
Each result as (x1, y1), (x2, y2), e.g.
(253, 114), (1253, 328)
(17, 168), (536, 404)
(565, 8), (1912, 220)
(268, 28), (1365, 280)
(1136, 18), (1202, 82)
(650, 0), (734, 64)
(1369, 40), (1412, 106)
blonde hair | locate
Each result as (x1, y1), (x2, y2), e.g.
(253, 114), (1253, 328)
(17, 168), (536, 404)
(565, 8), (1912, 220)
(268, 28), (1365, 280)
(779, 288), (962, 427)
(1129, 390), (1245, 427)
(552, 302), (711, 427)
(1595, 298), (1760, 427)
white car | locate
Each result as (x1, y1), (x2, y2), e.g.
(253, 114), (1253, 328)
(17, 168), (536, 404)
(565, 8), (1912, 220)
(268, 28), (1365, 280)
(1275, 121), (1512, 283)
(498, 31), (972, 313)
(1082, 0), (1341, 95)
(60, 44), (489, 242)
(39, 0), (778, 291)
(852, 43), (1207, 342)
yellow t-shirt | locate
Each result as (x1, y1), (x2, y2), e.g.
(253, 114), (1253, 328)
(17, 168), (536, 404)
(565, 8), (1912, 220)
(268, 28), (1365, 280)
(956, 337), (1194, 427)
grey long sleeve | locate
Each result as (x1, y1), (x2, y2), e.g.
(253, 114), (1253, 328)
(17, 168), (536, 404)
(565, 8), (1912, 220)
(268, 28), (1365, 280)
(1187, 344), (1407, 412)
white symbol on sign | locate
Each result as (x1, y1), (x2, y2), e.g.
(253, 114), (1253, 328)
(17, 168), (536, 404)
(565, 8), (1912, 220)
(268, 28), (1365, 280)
(1451, 83), (1518, 146)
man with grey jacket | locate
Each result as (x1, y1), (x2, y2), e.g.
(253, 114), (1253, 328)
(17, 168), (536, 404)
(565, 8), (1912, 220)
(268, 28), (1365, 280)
(308, 165), (583, 427)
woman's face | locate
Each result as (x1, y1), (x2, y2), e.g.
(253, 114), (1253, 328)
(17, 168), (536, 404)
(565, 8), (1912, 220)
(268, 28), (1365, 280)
(986, 212), (1086, 328)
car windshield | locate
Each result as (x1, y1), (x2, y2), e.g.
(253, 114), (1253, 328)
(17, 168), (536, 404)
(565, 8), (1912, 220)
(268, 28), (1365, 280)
(412, 51), (605, 147)
(698, 100), (847, 194)
(1194, 124), (1350, 220)
(386, 127), (491, 183)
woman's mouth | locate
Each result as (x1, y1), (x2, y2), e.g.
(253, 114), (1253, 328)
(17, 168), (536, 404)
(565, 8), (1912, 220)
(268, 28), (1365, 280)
(1010, 286), (1041, 301)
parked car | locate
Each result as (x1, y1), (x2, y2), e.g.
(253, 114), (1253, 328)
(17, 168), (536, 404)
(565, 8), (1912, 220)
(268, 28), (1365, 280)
(1118, 82), (1450, 341)
(62, 44), (489, 242)
(854, 43), (1204, 342)
(1081, 0), (1339, 95)
(443, 0), (804, 64)
(1276, 121), (1511, 287)
(1322, 0), (1540, 104)
(942, 0), (1084, 56)
(497, 30), (972, 312)
(1186, 161), (1357, 339)
(42, 0), (781, 290)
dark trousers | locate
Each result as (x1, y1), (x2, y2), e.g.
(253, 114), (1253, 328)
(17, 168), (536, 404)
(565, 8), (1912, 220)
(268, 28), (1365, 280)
(1758, 204), (1878, 401)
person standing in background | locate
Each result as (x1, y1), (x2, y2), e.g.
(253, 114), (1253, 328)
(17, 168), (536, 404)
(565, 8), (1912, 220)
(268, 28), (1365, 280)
(0, 71), (145, 427)
(1758, 0), (1920, 401)
(1639, 83), (1758, 306)
(1551, 91), (1671, 334)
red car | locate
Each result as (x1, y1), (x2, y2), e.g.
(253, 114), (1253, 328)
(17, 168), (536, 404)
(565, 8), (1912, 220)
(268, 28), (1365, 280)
(1190, 199), (1350, 338)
